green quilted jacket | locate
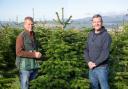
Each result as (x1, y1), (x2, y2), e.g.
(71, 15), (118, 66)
(16, 31), (39, 70)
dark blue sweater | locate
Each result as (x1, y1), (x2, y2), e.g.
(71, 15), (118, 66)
(84, 27), (112, 67)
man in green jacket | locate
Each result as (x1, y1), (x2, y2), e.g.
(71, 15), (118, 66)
(16, 16), (42, 89)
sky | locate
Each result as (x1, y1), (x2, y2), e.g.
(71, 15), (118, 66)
(0, 0), (128, 22)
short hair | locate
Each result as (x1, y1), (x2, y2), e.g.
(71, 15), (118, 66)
(92, 14), (103, 22)
(24, 16), (34, 22)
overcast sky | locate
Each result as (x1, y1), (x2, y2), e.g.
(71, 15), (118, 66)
(0, 0), (128, 22)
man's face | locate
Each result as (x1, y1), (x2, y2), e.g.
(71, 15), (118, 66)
(24, 19), (34, 32)
(92, 17), (102, 31)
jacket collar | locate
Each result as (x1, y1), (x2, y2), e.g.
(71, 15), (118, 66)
(92, 26), (106, 35)
(24, 29), (34, 36)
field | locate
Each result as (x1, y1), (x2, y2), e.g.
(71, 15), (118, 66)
(0, 25), (128, 89)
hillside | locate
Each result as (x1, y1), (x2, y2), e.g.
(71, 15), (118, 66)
(0, 14), (128, 29)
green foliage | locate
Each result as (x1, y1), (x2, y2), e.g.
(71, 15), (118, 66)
(109, 25), (128, 89)
(0, 27), (21, 72)
(30, 28), (90, 89)
(30, 75), (70, 89)
(0, 26), (21, 89)
(54, 8), (72, 30)
(0, 77), (20, 89)
(31, 59), (89, 89)
(1, 25), (128, 89)
(70, 78), (90, 89)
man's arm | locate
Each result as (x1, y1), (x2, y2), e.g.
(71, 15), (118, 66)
(84, 35), (90, 63)
(84, 35), (96, 69)
(16, 34), (42, 58)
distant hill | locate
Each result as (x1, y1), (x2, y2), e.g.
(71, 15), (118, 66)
(68, 15), (128, 29)
(1, 14), (128, 29)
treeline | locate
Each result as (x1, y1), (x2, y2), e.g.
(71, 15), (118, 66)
(0, 25), (128, 89)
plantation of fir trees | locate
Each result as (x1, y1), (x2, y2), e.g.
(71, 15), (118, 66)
(0, 24), (128, 89)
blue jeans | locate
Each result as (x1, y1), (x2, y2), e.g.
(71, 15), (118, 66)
(89, 66), (110, 89)
(20, 69), (38, 89)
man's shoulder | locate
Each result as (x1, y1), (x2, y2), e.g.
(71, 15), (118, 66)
(16, 31), (26, 40)
(18, 31), (26, 37)
(103, 31), (111, 37)
(88, 30), (94, 35)
(102, 30), (112, 42)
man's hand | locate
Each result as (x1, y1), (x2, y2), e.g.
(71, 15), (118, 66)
(88, 61), (96, 69)
(34, 52), (42, 59)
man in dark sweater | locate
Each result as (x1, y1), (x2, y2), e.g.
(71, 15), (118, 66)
(84, 14), (112, 89)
